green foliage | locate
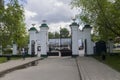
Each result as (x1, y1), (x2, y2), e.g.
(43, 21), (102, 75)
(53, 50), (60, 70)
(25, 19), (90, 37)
(60, 28), (70, 38)
(91, 34), (100, 42)
(49, 31), (60, 39)
(0, 57), (7, 63)
(71, 0), (120, 41)
(3, 48), (12, 54)
(0, 0), (28, 49)
(49, 28), (70, 38)
(54, 32), (60, 38)
(49, 32), (55, 39)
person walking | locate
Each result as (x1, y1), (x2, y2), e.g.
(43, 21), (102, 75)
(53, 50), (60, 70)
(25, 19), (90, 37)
(22, 48), (25, 60)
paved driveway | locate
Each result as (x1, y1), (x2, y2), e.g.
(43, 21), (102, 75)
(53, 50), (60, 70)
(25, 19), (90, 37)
(0, 57), (80, 80)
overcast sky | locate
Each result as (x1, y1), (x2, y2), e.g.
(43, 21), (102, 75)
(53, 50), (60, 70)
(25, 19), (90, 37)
(24, 0), (79, 32)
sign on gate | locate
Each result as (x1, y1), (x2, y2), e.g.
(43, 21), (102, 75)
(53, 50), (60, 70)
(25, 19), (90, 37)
(37, 46), (41, 51)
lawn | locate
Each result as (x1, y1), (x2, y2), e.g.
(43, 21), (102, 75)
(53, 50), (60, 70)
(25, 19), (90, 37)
(0, 57), (7, 63)
(94, 54), (120, 72)
(0, 57), (22, 63)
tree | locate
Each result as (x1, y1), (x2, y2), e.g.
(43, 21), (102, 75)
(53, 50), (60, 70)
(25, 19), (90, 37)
(49, 32), (54, 39)
(71, 0), (120, 41)
(0, 0), (27, 49)
(54, 32), (60, 38)
(60, 28), (70, 38)
(49, 32), (60, 39)
(49, 28), (71, 39)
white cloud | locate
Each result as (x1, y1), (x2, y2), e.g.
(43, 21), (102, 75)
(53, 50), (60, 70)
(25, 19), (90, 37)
(24, 0), (79, 32)
(49, 22), (71, 32)
(54, 2), (64, 7)
(25, 10), (37, 19)
(24, 10), (38, 29)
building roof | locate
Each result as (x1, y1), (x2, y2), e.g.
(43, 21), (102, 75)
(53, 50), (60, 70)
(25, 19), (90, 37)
(83, 25), (92, 29)
(40, 23), (48, 28)
(70, 22), (79, 27)
(29, 27), (37, 31)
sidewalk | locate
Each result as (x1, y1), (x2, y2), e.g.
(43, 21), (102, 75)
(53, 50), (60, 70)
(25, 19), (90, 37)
(77, 57), (120, 80)
(0, 57), (41, 76)
(0, 57), (80, 80)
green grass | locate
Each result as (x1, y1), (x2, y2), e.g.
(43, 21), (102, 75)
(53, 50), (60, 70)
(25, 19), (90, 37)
(94, 54), (120, 72)
(0, 57), (22, 63)
(11, 57), (21, 60)
(0, 58), (7, 63)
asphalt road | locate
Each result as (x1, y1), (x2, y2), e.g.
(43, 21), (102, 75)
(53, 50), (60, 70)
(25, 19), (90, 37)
(0, 57), (80, 80)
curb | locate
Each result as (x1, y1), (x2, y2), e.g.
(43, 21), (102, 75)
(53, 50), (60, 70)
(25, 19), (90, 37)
(76, 57), (90, 80)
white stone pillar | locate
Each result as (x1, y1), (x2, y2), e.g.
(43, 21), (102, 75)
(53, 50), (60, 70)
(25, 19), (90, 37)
(39, 22), (49, 57)
(13, 43), (17, 55)
(83, 25), (93, 55)
(70, 21), (79, 56)
(28, 26), (37, 55)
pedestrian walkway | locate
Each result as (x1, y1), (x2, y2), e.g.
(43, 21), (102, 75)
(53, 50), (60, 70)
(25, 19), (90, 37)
(0, 57), (80, 80)
(0, 57), (40, 76)
(77, 57), (120, 80)
(1, 56), (120, 80)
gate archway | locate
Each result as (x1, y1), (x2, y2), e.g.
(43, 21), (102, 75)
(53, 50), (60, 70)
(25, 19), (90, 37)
(28, 20), (94, 57)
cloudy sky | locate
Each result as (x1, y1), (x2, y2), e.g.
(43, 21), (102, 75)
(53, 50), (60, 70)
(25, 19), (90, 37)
(24, 0), (79, 32)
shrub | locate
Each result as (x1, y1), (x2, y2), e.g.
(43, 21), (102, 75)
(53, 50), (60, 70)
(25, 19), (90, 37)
(3, 48), (12, 54)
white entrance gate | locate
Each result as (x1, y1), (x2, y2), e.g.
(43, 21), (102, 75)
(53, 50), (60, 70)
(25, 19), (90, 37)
(28, 20), (94, 57)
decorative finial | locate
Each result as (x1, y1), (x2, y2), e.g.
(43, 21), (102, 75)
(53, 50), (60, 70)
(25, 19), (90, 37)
(42, 20), (46, 23)
(71, 16), (76, 22)
(72, 18), (76, 22)
(32, 24), (36, 27)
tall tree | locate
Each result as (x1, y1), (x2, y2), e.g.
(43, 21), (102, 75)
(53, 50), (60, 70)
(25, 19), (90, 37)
(71, 0), (120, 41)
(0, 0), (27, 48)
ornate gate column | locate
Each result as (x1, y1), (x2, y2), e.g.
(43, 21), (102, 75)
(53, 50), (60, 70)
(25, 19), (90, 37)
(70, 19), (79, 56)
(83, 25), (93, 55)
(28, 26), (37, 56)
(39, 21), (49, 57)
